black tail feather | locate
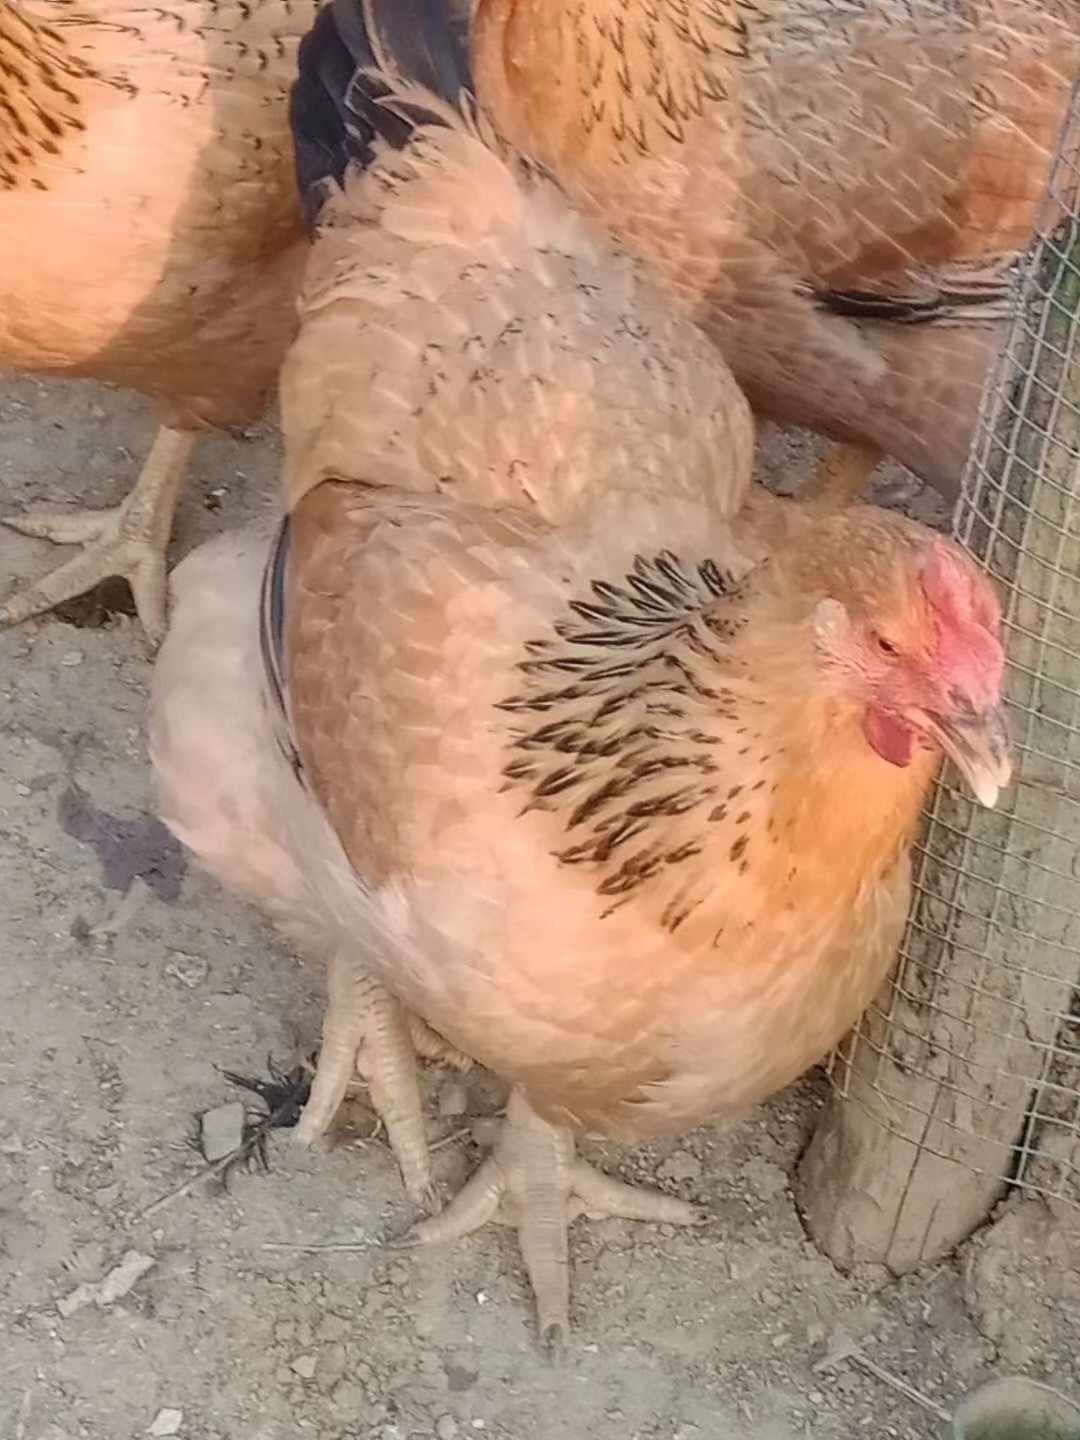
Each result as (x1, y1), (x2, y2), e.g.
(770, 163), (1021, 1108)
(290, 0), (474, 233)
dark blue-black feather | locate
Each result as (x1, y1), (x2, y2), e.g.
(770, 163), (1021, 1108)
(290, 0), (474, 234)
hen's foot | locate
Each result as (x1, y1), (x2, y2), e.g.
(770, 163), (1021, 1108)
(296, 949), (460, 1211)
(406, 1088), (698, 1343)
(0, 424), (195, 646)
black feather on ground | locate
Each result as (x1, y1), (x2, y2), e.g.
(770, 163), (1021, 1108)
(194, 1058), (314, 1185)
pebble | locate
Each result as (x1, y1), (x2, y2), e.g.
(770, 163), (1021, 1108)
(148, 1410), (183, 1438)
(659, 1151), (702, 1184)
(290, 1354), (317, 1380)
(435, 1416), (459, 1440)
(808, 1392), (825, 1406)
(469, 1118), (501, 1148)
(200, 1102), (245, 1163)
(438, 1081), (469, 1118)
(58, 1250), (155, 1318)
(60, 651), (83, 668)
(742, 1157), (788, 1201)
(165, 953), (210, 989)
(317, 1313), (350, 1343)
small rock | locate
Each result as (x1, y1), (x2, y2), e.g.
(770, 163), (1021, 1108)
(808, 1392), (825, 1406)
(438, 1081), (469, 1118)
(659, 1151), (702, 1184)
(59, 1249), (155, 1317)
(60, 651), (84, 668)
(165, 952), (210, 988)
(384, 1262), (410, 1290)
(14, 783), (31, 797)
(291, 1354), (317, 1380)
(469, 1117), (501, 1148)
(0, 1132), (24, 1155)
(772, 1331), (791, 1350)
(444, 1364), (478, 1393)
(98, 1250), (156, 1306)
(743, 1157), (787, 1202)
(435, 1416), (459, 1440)
(317, 1313), (350, 1344)
(200, 1102), (245, 1163)
(148, 1408), (183, 1437)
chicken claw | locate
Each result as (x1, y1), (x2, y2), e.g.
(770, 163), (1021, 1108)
(296, 947), (468, 1212)
(0, 424), (195, 647)
(406, 1088), (699, 1343)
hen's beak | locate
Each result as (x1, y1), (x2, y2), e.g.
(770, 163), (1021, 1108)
(913, 704), (1012, 808)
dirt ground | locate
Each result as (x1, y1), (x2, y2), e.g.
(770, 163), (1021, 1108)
(1, 373), (1078, 1440)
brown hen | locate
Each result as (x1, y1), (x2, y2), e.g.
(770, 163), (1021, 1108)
(343, 0), (1079, 501)
(0, 0), (321, 642)
(152, 100), (1011, 1338)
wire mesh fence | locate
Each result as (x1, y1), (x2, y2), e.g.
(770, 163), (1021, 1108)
(812, 76), (1080, 1260)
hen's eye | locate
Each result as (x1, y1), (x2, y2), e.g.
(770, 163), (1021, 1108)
(874, 632), (899, 657)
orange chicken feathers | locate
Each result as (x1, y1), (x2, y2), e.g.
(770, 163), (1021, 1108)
(0, 0), (322, 640)
(152, 100), (1010, 1336)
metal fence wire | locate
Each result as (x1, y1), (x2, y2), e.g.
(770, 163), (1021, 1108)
(827, 77), (1080, 1219)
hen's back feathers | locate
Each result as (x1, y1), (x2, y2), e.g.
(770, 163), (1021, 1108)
(281, 83), (755, 523)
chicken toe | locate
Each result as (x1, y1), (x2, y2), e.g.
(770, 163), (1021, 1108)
(296, 948), (436, 1209)
(407, 1088), (698, 1340)
(0, 424), (195, 646)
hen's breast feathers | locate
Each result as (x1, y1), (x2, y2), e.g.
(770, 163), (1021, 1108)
(278, 481), (928, 1134)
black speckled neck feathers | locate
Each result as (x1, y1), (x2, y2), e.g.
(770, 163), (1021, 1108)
(500, 549), (767, 925)
(0, 2), (98, 188)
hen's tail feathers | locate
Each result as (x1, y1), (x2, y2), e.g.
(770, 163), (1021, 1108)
(291, 0), (474, 233)
(815, 253), (1021, 329)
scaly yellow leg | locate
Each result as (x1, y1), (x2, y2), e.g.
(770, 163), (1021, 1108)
(0, 423), (196, 646)
(405, 1088), (698, 1344)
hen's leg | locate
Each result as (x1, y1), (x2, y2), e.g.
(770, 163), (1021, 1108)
(0, 424), (195, 646)
(408, 1088), (698, 1342)
(803, 441), (881, 505)
(296, 949), (439, 1209)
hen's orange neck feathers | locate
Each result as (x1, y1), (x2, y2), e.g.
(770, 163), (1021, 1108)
(500, 499), (1007, 936)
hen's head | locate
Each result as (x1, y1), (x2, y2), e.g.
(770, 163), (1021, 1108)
(811, 532), (1011, 807)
